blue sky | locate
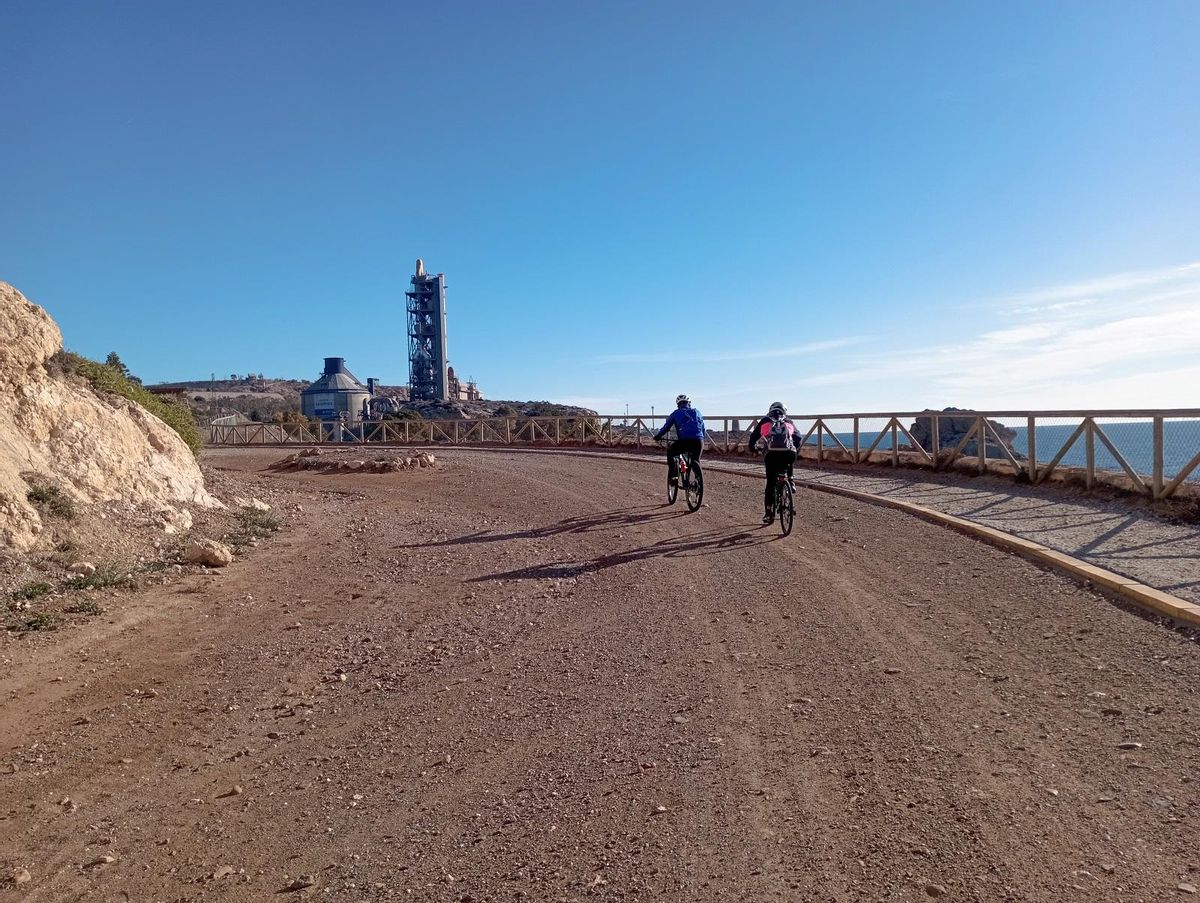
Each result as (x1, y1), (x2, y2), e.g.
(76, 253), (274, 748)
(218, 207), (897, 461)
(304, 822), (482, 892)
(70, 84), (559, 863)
(2, 1), (1198, 414)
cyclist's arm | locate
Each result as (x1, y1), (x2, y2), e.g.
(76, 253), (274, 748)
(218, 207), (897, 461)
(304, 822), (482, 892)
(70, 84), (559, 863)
(747, 417), (765, 452)
(654, 410), (676, 441)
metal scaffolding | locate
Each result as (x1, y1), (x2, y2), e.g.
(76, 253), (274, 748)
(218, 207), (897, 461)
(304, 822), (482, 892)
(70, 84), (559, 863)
(406, 259), (449, 402)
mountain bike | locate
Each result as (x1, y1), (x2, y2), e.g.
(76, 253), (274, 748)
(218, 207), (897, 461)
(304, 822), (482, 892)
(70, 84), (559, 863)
(772, 470), (795, 535)
(663, 444), (704, 512)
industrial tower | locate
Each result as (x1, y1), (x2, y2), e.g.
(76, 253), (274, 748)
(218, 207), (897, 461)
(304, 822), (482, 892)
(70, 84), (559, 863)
(406, 259), (449, 402)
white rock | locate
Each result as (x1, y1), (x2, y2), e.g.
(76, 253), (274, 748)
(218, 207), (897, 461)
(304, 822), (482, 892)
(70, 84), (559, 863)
(68, 561), (96, 576)
(184, 539), (234, 568)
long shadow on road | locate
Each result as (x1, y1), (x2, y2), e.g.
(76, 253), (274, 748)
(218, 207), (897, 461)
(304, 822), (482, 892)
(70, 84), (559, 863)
(400, 505), (692, 549)
(467, 522), (780, 582)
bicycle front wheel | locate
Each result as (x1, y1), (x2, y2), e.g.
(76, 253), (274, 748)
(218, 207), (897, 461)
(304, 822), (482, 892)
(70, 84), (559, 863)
(779, 481), (794, 536)
(685, 460), (704, 512)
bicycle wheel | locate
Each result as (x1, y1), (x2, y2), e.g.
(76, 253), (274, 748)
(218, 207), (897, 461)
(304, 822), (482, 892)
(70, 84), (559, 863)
(685, 459), (704, 512)
(779, 480), (794, 536)
(666, 458), (679, 505)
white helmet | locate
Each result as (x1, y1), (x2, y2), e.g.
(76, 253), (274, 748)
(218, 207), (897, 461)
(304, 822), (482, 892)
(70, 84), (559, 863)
(768, 401), (786, 416)
(675, 394), (690, 407)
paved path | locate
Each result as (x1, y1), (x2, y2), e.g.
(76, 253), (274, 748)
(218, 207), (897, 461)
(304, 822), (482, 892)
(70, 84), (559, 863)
(792, 465), (1200, 605)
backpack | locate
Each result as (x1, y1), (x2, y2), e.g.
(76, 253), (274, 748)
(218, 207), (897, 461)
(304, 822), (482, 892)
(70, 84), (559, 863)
(675, 407), (704, 438)
(766, 416), (795, 451)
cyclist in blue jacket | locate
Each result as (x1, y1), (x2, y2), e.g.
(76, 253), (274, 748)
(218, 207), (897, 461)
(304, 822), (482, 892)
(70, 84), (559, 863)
(654, 394), (706, 486)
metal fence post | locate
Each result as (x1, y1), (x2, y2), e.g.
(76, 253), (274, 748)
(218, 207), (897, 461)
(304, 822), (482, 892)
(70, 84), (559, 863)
(930, 415), (940, 469)
(1085, 418), (1095, 489)
(853, 417), (860, 463)
(1153, 417), (1164, 499)
(1027, 415), (1037, 482)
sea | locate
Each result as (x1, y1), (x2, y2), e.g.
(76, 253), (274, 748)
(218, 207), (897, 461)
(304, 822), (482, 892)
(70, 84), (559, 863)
(802, 420), (1200, 483)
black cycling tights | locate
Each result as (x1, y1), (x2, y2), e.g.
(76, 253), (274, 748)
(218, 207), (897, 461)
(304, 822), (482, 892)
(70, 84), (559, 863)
(763, 450), (797, 510)
(668, 438), (703, 481)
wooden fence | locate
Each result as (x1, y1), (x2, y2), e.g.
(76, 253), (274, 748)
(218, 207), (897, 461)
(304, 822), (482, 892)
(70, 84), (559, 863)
(207, 409), (1200, 500)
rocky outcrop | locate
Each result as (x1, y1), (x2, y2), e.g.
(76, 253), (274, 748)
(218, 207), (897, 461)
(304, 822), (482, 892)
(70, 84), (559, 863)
(0, 282), (220, 551)
(269, 449), (436, 473)
(908, 408), (1025, 461)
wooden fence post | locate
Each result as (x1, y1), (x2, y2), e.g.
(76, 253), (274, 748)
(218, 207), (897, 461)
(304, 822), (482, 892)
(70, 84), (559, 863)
(973, 416), (984, 474)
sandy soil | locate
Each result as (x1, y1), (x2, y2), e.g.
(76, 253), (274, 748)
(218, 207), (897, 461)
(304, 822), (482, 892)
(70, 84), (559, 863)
(1, 448), (1197, 902)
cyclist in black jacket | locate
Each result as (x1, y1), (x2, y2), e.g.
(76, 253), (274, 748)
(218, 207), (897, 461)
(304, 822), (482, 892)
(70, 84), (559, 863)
(749, 401), (800, 524)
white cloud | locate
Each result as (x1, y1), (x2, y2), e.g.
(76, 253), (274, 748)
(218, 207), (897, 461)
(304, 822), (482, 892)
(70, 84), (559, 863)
(1000, 261), (1200, 308)
(597, 335), (864, 364)
(564, 262), (1200, 415)
(792, 262), (1200, 411)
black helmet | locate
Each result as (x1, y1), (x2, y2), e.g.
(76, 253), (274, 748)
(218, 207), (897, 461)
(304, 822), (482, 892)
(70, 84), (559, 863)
(768, 401), (786, 416)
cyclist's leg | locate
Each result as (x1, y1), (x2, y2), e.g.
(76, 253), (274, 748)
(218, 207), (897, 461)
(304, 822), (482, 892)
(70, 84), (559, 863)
(763, 453), (780, 519)
(666, 439), (682, 483)
(786, 449), (797, 484)
(684, 438), (703, 471)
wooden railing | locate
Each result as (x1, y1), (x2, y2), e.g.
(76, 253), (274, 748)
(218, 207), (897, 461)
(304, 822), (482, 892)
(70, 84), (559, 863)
(206, 409), (1200, 500)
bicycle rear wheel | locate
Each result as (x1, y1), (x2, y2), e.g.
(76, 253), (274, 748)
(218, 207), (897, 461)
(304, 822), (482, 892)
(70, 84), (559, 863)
(666, 458), (679, 505)
(685, 460), (704, 512)
(779, 480), (794, 536)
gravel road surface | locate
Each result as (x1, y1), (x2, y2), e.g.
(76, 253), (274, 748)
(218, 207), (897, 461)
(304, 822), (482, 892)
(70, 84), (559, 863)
(1, 448), (1197, 902)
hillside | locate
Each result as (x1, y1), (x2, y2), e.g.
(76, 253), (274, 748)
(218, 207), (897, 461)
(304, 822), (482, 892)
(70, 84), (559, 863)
(152, 378), (597, 421)
(0, 282), (219, 554)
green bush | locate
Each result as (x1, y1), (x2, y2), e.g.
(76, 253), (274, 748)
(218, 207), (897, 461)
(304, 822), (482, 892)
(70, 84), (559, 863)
(65, 600), (104, 615)
(63, 563), (131, 591)
(55, 351), (202, 455)
(383, 409), (425, 421)
(26, 484), (76, 518)
(10, 582), (53, 602)
(225, 506), (281, 549)
(15, 612), (58, 632)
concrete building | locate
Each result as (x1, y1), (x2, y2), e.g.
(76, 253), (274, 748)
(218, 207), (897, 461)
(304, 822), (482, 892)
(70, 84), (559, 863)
(300, 358), (371, 421)
(447, 366), (481, 402)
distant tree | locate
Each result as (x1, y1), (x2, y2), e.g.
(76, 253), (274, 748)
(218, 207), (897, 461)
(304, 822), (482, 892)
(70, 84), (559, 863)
(104, 352), (142, 385)
(230, 373), (238, 381)
(272, 410), (311, 424)
(250, 410), (262, 422)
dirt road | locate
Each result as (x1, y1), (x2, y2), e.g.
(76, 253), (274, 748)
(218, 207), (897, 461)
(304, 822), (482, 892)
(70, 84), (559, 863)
(2, 449), (1197, 901)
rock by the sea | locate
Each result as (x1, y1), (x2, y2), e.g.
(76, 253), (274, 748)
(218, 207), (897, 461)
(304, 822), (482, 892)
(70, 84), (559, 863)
(908, 407), (1025, 461)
